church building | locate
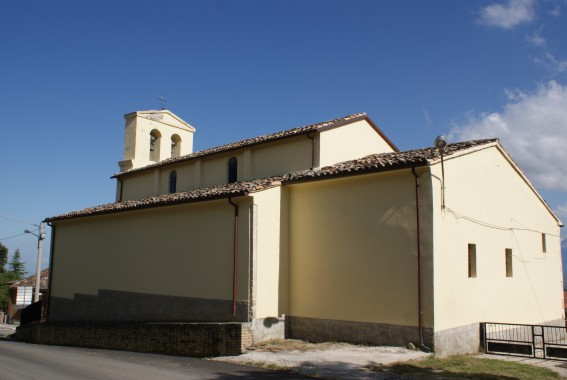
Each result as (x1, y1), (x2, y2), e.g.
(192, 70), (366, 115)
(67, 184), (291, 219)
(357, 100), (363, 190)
(42, 110), (563, 357)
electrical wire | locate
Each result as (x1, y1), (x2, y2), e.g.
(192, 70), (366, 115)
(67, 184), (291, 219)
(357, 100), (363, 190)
(0, 214), (37, 226)
(0, 232), (29, 241)
(444, 208), (561, 237)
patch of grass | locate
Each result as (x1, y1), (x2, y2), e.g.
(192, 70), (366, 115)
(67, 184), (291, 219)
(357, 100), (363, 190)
(378, 355), (563, 379)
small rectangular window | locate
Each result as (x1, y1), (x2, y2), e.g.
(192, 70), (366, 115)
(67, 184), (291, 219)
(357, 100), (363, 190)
(542, 233), (547, 253)
(468, 244), (477, 278)
(505, 249), (513, 277)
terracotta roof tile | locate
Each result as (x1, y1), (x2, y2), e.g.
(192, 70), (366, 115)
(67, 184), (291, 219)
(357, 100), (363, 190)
(47, 139), (497, 222)
(113, 113), (368, 178)
(9, 268), (49, 290)
(282, 139), (498, 182)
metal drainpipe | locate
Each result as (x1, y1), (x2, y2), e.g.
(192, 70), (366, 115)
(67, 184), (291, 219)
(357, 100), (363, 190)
(46, 222), (56, 321)
(307, 133), (316, 169)
(228, 198), (239, 317)
(412, 168), (431, 352)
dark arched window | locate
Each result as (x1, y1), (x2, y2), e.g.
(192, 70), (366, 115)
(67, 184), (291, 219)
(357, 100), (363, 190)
(228, 157), (237, 183)
(169, 170), (177, 193)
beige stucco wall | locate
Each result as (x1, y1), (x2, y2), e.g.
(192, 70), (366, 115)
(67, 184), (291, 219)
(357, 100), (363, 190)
(119, 171), (156, 201)
(286, 171), (434, 328)
(50, 198), (252, 303)
(318, 120), (395, 167)
(118, 120), (395, 202)
(247, 136), (313, 179)
(251, 187), (283, 319)
(431, 145), (564, 332)
(119, 135), (314, 201)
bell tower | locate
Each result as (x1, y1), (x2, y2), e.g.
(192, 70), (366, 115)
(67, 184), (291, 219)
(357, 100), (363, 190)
(118, 110), (196, 172)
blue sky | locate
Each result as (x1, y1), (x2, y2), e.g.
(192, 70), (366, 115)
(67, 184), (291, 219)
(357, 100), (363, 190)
(1, 0), (566, 276)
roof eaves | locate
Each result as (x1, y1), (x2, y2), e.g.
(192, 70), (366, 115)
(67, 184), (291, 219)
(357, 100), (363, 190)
(45, 190), (250, 223)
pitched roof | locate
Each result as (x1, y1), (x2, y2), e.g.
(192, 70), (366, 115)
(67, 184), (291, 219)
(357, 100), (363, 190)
(46, 139), (496, 222)
(9, 268), (49, 290)
(113, 112), (395, 178)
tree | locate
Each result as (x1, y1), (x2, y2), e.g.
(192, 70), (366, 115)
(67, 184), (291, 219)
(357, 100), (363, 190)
(0, 242), (7, 273)
(0, 243), (17, 312)
(8, 249), (26, 279)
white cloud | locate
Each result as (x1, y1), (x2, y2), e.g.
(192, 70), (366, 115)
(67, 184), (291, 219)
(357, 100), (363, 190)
(479, 0), (536, 29)
(526, 30), (546, 46)
(424, 108), (433, 128)
(533, 53), (567, 74)
(449, 81), (567, 191)
(556, 203), (567, 220)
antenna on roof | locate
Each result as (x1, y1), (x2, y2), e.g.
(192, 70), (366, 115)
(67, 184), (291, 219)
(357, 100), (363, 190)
(158, 95), (167, 110)
(434, 136), (447, 209)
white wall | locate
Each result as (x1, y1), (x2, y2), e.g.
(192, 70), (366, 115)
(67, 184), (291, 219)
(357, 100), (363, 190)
(431, 144), (564, 332)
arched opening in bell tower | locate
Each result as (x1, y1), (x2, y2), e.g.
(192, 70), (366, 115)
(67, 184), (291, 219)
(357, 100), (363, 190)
(149, 129), (162, 162)
(171, 134), (181, 158)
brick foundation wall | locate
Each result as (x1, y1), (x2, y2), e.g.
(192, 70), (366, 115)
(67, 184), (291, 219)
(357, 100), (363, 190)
(14, 321), (252, 357)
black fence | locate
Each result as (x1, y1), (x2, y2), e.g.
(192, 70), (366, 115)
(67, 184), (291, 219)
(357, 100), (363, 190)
(483, 322), (567, 361)
(20, 300), (44, 326)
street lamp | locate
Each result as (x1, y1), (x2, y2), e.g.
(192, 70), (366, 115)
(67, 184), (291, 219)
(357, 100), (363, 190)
(24, 222), (46, 303)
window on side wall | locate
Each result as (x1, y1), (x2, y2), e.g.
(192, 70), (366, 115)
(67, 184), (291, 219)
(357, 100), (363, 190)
(228, 157), (237, 183)
(468, 244), (477, 278)
(505, 249), (513, 277)
(169, 170), (177, 193)
(542, 233), (547, 253)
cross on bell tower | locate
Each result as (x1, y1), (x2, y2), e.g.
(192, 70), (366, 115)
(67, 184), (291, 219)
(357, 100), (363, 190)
(158, 95), (167, 110)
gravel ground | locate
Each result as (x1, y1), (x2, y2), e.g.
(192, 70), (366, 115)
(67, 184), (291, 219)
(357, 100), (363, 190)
(213, 339), (567, 379)
(212, 340), (430, 380)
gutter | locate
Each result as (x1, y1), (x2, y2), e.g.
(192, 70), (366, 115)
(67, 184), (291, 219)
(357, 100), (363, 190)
(45, 221), (56, 321)
(412, 167), (431, 352)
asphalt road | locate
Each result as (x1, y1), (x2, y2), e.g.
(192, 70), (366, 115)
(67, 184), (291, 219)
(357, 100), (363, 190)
(0, 340), (312, 379)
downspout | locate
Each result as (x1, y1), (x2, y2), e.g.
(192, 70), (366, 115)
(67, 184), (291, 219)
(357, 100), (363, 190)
(412, 168), (431, 352)
(306, 133), (316, 169)
(45, 221), (56, 321)
(228, 198), (239, 317)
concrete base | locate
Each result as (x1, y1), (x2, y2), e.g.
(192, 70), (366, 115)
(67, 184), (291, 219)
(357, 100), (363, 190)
(286, 316), (433, 347)
(434, 323), (479, 358)
(434, 318), (566, 358)
(49, 290), (250, 322)
(248, 316), (285, 343)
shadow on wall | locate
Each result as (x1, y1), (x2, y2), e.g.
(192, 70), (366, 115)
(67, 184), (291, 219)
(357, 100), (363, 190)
(49, 289), (249, 322)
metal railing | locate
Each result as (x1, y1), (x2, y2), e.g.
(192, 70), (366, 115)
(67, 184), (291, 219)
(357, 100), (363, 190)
(483, 322), (567, 361)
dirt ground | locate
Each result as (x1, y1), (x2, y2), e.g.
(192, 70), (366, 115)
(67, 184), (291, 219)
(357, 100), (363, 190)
(213, 339), (567, 380)
(213, 339), (430, 380)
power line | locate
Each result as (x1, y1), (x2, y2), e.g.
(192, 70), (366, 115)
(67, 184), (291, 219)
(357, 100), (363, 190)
(0, 232), (29, 241)
(0, 214), (37, 226)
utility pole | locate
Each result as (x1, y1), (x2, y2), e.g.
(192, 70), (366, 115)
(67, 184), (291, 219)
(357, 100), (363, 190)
(34, 222), (44, 302)
(25, 222), (46, 303)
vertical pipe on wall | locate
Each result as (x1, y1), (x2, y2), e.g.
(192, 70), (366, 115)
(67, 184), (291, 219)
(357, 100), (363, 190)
(228, 198), (239, 317)
(45, 222), (56, 321)
(412, 168), (430, 352)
